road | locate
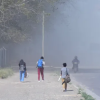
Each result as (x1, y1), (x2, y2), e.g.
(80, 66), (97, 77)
(49, 66), (100, 98)
(13, 66), (100, 97)
(0, 67), (82, 100)
(70, 68), (100, 97)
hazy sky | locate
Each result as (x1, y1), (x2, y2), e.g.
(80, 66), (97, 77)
(43, 0), (100, 67)
(8, 0), (100, 67)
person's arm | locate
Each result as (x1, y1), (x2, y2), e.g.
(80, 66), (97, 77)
(78, 60), (80, 64)
(36, 61), (38, 64)
(61, 71), (62, 76)
(23, 62), (26, 67)
(72, 60), (74, 64)
(58, 71), (62, 81)
(24, 62), (27, 71)
(43, 61), (45, 66)
(19, 63), (20, 70)
(67, 69), (70, 76)
(61, 68), (62, 76)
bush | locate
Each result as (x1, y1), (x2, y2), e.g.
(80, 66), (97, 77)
(0, 68), (14, 79)
(78, 88), (83, 94)
(82, 92), (95, 100)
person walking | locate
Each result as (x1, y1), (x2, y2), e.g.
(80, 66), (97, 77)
(61, 63), (70, 92)
(19, 59), (26, 82)
(37, 56), (45, 82)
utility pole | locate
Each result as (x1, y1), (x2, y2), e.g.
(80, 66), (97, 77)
(42, 11), (44, 57)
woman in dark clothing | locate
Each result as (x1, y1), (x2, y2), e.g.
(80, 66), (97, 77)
(19, 59), (26, 82)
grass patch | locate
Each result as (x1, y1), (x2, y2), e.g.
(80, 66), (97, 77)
(81, 92), (95, 100)
(78, 87), (83, 94)
(0, 68), (14, 79)
(78, 87), (95, 100)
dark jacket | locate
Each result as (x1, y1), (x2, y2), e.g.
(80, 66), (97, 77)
(19, 60), (26, 71)
(72, 58), (79, 66)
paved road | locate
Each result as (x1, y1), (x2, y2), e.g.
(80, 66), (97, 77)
(0, 68), (82, 100)
(13, 66), (100, 97)
(12, 66), (100, 98)
(48, 67), (100, 98)
(70, 68), (100, 97)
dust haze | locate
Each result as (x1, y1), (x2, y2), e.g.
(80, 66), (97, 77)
(6, 0), (100, 68)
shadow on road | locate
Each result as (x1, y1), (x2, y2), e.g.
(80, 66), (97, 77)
(23, 81), (31, 83)
(67, 90), (73, 91)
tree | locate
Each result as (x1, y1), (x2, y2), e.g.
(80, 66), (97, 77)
(0, 0), (61, 43)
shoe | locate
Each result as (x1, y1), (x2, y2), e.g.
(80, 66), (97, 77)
(38, 81), (40, 82)
(63, 90), (67, 92)
(42, 80), (44, 82)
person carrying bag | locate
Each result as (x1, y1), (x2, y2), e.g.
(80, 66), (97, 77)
(19, 59), (26, 82)
(64, 68), (71, 83)
(36, 56), (45, 82)
(61, 63), (71, 92)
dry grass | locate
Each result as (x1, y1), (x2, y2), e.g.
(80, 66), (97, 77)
(0, 68), (14, 79)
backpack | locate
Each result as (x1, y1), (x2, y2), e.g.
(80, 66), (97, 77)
(20, 65), (25, 71)
(37, 59), (43, 68)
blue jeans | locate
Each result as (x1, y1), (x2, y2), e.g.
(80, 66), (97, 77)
(20, 71), (25, 82)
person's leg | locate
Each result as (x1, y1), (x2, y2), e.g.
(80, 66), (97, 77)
(77, 65), (78, 71)
(43, 67), (44, 80)
(72, 65), (74, 69)
(20, 71), (22, 81)
(21, 71), (25, 82)
(62, 81), (65, 85)
(41, 68), (44, 80)
(38, 68), (40, 81)
(65, 82), (67, 91)
(62, 78), (67, 92)
(62, 78), (65, 89)
(40, 68), (42, 79)
(24, 71), (27, 78)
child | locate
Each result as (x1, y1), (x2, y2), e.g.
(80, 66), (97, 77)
(61, 63), (70, 92)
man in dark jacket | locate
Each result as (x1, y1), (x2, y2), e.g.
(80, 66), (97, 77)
(72, 56), (80, 70)
(19, 59), (26, 82)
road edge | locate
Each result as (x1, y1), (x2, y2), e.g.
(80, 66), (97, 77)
(71, 75), (100, 100)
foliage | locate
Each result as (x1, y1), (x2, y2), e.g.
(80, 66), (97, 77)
(0, 68), (14, 79)
(82, 92), (95, 100)
(78, 87), (95, 100)
(0, 0), (61, 42)
(78, 87), (83, 94)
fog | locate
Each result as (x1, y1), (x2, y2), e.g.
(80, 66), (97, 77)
(6, 0), (100, 67)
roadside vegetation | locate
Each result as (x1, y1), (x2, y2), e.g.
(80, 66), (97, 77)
(78, 87), (95, 100)
(0, 68), (14, 79)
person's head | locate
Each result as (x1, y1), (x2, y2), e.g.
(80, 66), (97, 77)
(40, 56), (44, 59)
(20, 59), (24, 62)
(63, 63), (67, 67)
(75, 56), (77, 59)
